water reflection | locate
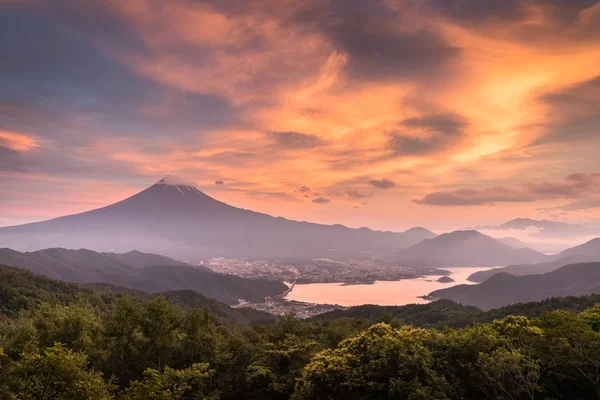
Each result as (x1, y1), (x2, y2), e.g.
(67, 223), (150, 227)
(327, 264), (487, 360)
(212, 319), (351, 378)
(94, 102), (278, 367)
(284, 267), (491, 306)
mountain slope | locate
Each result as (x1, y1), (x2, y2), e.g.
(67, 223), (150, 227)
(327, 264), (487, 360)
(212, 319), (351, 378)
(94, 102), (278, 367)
(496, 237), (528, 248)
(0, 264), (274, 323)
(428, 262), (600, 310)
(553, 238), (600, 258)
(0, 247), (143, 283)
(0, 248), (286, 305)
(101, 249), (199, 269)
(468, 237), (600, 282)
(468, 255), (600, 283)
(0, 177), (436, 262)
(386, 230), (546, 267)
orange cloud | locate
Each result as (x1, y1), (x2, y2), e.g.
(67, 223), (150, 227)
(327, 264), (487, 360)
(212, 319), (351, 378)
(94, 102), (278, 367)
(0, 131), (38, 151)
(2, 0), (600, 230)
(90, 0), (600, 225)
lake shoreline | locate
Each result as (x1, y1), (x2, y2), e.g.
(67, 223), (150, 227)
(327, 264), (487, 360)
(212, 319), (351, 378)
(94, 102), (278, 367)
(284, 267), (493, 307)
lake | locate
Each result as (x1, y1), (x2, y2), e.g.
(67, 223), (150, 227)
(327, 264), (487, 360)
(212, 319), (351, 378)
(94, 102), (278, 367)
(284, 267), (491, 306)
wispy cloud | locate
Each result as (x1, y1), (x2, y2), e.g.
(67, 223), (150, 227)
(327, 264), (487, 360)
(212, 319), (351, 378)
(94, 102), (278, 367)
(312, 196), (331, 204)
(369, 179), (396, 189)
(416, 173), (600, 206)
(267, 131), (323, 149)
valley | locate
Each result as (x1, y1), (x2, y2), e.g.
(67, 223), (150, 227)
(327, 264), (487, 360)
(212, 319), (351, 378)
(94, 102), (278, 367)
(200, 257), (447, 284)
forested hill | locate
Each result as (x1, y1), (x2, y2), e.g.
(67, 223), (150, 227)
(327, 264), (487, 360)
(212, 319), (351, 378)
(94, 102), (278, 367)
(2, 264), (600, 398)
(429, 262), (600, 310)
(311, 295), (600, 328)
(0, 248), (287, 304)
(0, 264), (274, 324)
(468, 254), (600, 283)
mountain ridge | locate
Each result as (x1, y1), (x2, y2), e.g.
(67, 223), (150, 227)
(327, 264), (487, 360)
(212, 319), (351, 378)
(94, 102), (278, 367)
(0, 176), (436, 262)
(385, 230), (546, 267)
(428, 262), (600, 310)
(0, 263), (275, 323)
(0, 247), (287, 305)
(467, 237), (600, 282)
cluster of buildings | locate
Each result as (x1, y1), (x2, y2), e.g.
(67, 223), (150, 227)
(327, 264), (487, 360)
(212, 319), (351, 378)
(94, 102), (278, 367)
(200, 257), (448, 318)
(200, 257), (445, 284)
(246, 297), (344, 319)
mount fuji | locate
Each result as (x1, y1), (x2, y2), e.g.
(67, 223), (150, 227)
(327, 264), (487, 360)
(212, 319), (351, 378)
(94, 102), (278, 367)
(0, 176), (436, 262)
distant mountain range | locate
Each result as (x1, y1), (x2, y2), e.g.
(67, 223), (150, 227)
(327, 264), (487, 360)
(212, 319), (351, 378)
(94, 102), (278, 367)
(0, 177), (436, 262)
(468, 238), (600, 282)
(385, 230), (547, 267)
(0, 248), (286, 305)
(476, 218), (597, 238)
(428, 262), (600, 310)
(2, 177), (597, 270)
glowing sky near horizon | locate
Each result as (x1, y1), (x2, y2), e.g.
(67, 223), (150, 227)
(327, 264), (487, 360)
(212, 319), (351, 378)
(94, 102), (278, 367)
(1, 0), (600, 231)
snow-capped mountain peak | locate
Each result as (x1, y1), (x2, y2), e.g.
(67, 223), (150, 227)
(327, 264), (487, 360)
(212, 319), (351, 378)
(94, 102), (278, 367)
(156, 175), (196, 187)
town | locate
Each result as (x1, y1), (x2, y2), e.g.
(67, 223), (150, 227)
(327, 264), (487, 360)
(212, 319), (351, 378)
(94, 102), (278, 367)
(202, 257), (449, 318)
(200, 257), (448, 284)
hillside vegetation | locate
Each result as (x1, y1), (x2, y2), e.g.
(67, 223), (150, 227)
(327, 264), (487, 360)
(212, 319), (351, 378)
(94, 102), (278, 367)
(2, 264), (600, 399)
(0, 248), (287, 304)
(0, 264), (274, 324)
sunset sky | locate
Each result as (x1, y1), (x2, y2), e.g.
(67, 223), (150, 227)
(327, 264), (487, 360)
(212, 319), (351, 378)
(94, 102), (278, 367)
(1, 0), (600, 231)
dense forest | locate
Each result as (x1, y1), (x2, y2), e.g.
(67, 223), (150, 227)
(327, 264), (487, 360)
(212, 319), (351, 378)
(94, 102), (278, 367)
(2, 264), (600, 399)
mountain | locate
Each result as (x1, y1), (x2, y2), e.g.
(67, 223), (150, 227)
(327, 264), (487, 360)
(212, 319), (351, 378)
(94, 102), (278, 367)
(0, 247), (145, 283)
(468, 255), (600, 283)
(476, 218), (596, 238)
(101, 249), (200, 269)
(0, 264), (275, 323)
(468, 238), (600, 282)
(428, 262), (600, 310)
(0, 248), (287, 305)
(0, 176), (436, 262)
(385, 230), (547, 267)
(495, 237), (528, 248)
(553, 237), (600, 258)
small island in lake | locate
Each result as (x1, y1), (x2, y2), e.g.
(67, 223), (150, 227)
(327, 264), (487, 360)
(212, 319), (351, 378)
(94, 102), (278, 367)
(437, 276), (455, 283)
(341, 281), (375, 286)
